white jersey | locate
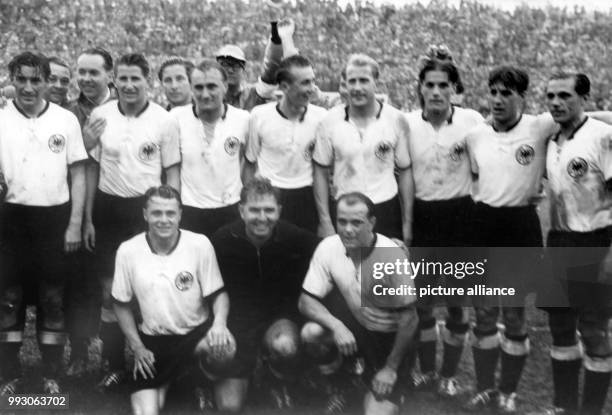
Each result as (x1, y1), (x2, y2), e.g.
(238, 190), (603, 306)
(547, 117), (612, 232)
(89, 100), (181, 198)
(303, 234), (415, 332)
(0, 101), (87, 206)
(313, 103), (411, 204)
(246, 102), (327, 189)
(406, 107), (483, 201)
(467, 113), (557, 207)
(173, 104), (249, 209)
(112, 230), (224, 336)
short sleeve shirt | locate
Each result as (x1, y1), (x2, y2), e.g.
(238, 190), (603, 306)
(406, 107), (484, 201)
(89, 100), (181, 198)
(467, 113), (557, 207)
(246, 102), (327, 189)
(112, 230), (224, 335)
(0, 101), (87, 206)
(313, 103), (411, 203)
(547, 117), (612, 232)
(302, 234), (415, 332)
(173, 104), (249, 208)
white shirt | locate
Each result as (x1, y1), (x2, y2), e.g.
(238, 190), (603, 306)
(467, 113), (557, 207)
(303, 234), (415, 332)
(112, 230), (224, 335)
(246, 102), (327, 189)
(406, 107), (483, 201)
(547, 117), (612, 232)
(0, 101), (87, 206)
(89, 100), (181, 198)
(173, 104), (249, 209)
(313, 103), (411, 204)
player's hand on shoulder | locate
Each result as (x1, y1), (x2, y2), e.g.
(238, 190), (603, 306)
(372, 366), (398, 397)
(133, 345), (156, 380)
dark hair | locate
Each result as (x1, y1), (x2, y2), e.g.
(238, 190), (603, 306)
(417, 58), (463, 107)
(115, 53), (150, 78)
(48, 56), (71, 75)
(158, 57), (194, 81)
(144, 185), (182, 208)
(488, 66), (529, 96)
(345, 53), (379, 80)
(336, 192), (375, 219)
(276, 55), (312, 84)
(239, 177), (281, 205)
(80, 47), (113, 71)
(8, 52), (50, 81)
(190, 59), (227, 83)
(549, 72), (590, 97)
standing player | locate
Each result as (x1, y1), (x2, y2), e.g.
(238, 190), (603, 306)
(65, 46), (115, 376)
(244, 55), (327, 232)
(158, 57), (193, 110)
(172, 59), (249, 237)
(0, 52), (87, 394)
(210, 178), (319, 411)
(313, 54), (413, 243)
(45, 57), (72, 108)
(112, 185), (235, 415)
(85, 53), (181, 390)
(216, 18), (297, 111)
(541, 73), (612, 415)
(299, 192), (418, 415)
(405, 48), (483, 396)
(465, 66), (557, 412)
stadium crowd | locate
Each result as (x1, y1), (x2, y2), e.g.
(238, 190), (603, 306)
(1, 1), (612, 415)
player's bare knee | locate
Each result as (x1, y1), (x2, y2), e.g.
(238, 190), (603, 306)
(131, 392), (160, 415)
(268, 333), (299, 358)
(301, 321), (326, 344)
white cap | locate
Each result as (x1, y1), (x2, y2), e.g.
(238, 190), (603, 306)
(215, 45), (246, 63)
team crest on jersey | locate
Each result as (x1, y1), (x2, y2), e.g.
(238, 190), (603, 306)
(515, 144), (535, 165)
(48, 134), (66, 153)
(224, 136), (240, 156)
(303, 140), (316, 161)
(567, 157), (588, 179)
(138, 142), (159, 161)
(374, 141), (393, 160)
(449, 142), (466, 161)
(175, 271), (194, 291)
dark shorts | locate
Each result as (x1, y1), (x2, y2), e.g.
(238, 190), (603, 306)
(471, 202), (542, 247)
(181, 204), (239, 238)
(278, 186), (318, 234)
(413, 196), (474, 247)
(128, 320), (212, 392)
(93, 191), (145, 279)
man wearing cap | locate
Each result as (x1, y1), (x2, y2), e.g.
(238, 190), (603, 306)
(216, 18), (297, 111)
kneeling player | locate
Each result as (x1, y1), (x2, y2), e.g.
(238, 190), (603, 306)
(299, 192), (418, 415)
(112, 186), (234, 415)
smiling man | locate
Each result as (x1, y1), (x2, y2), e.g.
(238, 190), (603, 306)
(112, 185), (234, 415)
(244, 55), (327, 232)
(210, 177), (319, 411)
(45, 57), (72, 108)
(85, 53), (181, 391)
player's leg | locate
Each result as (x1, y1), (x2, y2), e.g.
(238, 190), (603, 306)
(438, 306), (469, 397)
(414, 303), (439, 388)
(131, 388), (162, 415)
(497, 306), (529, 412)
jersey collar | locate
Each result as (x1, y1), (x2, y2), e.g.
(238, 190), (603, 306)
(118, 100), (149, 117)
(192, 103), (228, 120)
(276, 103), (307, 122)
(344, 233), (378, 259)
(145, 230), (181, 256)
(421, 105), (455, 124)
(492, 113), (522, 133)
(13, 99), (50, 119)
(344, 100), (384, 122)
(552, 116), (589, 143)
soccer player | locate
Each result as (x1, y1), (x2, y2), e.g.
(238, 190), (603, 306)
(404, 47), (483, 397)
(465, 66), (558, 412)
(299, 192), (418, 415)
(45, 56), (72, 108)
(65, 46), (115, 376)
(216, 18), (297, 111)
(541, 72), (612, 415)
(244, 55), (327, 232)
(172, 59), (249, 237)
(158, 57), (193, 110)
(313, 54), (413, 243)
(85, 53), (181, 390)
(210, 177), (319, 411)
(0, 52), (87, 394)
(112, 185), (234, 415)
